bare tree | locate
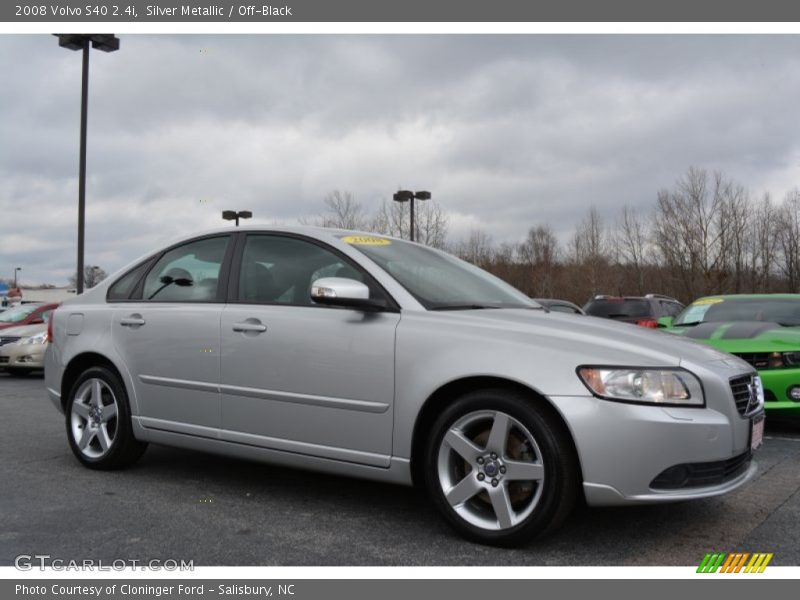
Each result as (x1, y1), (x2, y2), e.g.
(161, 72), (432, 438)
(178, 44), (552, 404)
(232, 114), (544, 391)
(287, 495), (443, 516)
(69, 266), (107, 290)
(370, 198), (449, 248)
(518, 225), (560, 297)
(302, 190), (369, 230)
(652, 167), (731, 299)
(749, 193), (777, 292)
(778, 188), (800, 292)
(614, 205), (650, 295)
(371, 199), (408, 239)
(413, 201), (449, 249)
(568, 206), (609, 298)
(453, 229), (495, 269)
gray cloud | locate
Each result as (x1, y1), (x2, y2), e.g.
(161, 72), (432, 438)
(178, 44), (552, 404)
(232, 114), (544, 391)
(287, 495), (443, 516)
(2, 34), (800, 284)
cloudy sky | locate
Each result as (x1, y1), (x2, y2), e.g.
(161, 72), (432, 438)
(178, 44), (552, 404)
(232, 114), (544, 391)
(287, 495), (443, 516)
(2, 34), (800, 285)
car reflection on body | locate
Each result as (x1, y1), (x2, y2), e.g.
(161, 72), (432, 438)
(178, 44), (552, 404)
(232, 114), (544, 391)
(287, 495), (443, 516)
(46, 227), (764, 545)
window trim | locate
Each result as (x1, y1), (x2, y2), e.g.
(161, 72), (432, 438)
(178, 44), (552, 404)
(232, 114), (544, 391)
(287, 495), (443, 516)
(109, 234), (235, 304)
(105, 257), (156, 303)
(226, 232), (400, 312)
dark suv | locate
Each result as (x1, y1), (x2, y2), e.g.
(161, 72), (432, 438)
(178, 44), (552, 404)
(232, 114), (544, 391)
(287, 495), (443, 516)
(583, 294), (684, 328)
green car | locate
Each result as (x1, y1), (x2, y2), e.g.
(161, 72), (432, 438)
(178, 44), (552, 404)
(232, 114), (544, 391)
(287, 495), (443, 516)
(659, 294), (800, 416)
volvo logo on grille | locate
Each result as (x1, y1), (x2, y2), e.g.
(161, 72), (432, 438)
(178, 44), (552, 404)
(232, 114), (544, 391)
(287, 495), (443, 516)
(745, 379), (757, 414)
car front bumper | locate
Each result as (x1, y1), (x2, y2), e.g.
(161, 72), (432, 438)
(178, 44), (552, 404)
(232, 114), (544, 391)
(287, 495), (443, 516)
(0, 342), (47, 370)
(760, 368), (800, 413)
(549, 394), (761, 506)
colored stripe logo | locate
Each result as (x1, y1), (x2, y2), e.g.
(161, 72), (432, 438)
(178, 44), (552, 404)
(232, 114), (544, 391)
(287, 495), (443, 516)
(697, 552), (773, 573)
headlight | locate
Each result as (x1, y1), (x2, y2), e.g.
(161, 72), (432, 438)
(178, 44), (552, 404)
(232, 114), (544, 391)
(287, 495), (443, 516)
(21, 332), (48, 346)
(781, 352), (800, 367)
(577, 366), (704, 406)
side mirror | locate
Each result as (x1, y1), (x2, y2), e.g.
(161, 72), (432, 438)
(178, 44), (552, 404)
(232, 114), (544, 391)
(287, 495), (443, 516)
(310, 277), (386, 311)
(657, 316), (674, 328)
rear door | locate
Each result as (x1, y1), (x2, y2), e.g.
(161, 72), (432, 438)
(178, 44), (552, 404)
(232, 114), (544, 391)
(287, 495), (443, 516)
(111, 234), (233, 436)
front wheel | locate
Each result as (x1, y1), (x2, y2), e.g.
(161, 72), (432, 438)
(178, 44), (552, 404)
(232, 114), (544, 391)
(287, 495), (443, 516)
(65, 366), (147, 470)
(423, 389), (579, 546)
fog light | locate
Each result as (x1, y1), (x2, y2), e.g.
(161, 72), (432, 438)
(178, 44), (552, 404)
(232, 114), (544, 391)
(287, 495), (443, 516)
(650, 464), (690, 489)
(787, 386), (800, 402)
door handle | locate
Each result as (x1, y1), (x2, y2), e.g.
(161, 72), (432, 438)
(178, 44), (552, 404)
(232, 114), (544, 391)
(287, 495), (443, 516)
(120, 315), (146, 327)
(232, 321), (267, 333)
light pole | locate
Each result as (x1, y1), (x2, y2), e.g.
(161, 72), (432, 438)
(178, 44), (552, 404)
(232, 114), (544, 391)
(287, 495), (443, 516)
(13, 267), (21, 289)
(222, 210), (253, 227)
(55, 34), (120, 294)
(392, 190), (431, 242)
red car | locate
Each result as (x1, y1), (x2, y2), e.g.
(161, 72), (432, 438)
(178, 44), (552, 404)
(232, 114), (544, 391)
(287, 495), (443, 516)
(0, 303), (59, 330)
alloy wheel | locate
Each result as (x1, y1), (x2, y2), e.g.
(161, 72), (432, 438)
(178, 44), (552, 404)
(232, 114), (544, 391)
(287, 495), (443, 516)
(436, 410), (545, 531)
(70, 377), (119, 459)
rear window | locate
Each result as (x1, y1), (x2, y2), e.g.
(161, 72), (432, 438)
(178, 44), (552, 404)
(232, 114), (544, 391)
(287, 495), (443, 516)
(585, 298), (651, 318)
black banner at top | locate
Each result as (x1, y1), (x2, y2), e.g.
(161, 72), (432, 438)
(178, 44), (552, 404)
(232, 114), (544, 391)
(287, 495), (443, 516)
(4, 0), (800, 23)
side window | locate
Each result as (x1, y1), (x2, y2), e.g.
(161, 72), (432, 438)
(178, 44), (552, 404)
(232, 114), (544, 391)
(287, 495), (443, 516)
(659, 300), (683, 317)
(142, 236), (229, 302)
(238, 235), (369, 306)
(107, 260), (152, 301)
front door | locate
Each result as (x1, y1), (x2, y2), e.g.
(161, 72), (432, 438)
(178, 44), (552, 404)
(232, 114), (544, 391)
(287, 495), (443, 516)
(220, 234), (399, 466)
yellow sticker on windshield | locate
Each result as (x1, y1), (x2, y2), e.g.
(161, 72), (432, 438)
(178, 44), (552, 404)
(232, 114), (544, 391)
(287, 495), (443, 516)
(694, 298), (724, 305)
(342, 235), (391, 246)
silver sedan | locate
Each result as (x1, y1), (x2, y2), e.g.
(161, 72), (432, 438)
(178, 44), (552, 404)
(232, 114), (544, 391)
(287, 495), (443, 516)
(45, 227), (764, 546)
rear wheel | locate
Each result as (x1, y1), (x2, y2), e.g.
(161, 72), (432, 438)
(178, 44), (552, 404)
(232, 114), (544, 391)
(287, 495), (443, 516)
(65, 366), (147, 470)
(423, 389), (579, 546)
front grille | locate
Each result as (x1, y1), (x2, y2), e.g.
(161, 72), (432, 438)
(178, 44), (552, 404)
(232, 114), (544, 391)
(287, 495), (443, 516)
(650, 451), (751, 490)
(732, 352), (773, 369)
(730, 374), (758, 416)
(0, 336), (20, 347)
(0, 356), (8, 364)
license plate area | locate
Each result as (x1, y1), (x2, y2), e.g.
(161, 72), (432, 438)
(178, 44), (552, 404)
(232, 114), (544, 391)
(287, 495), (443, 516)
(751, 414), (765, 451)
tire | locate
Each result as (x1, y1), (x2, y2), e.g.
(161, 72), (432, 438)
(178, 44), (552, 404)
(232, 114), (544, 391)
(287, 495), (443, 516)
(65, 366), (147, 470)
(423, 388), (579, 547)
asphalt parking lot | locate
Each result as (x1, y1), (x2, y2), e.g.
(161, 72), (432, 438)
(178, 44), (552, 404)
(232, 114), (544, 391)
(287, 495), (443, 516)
(1, 371), (799, 566)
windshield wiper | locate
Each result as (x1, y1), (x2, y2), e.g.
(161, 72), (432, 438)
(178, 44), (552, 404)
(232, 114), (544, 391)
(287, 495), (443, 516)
(675, 321), (702, 327)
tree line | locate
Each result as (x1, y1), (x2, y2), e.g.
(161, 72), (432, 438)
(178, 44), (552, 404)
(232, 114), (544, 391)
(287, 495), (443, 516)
(308, 167), (800, 306)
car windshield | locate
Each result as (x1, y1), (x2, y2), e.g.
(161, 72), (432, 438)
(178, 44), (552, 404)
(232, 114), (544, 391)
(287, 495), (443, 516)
(0, 305), (38, 323)
(675, 297), (800, 326)
(338, 235), (537, 310)
(584, 298), (651, 318)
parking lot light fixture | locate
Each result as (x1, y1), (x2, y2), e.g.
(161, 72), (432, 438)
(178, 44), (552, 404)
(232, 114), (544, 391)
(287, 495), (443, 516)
(392, 189), (431, 242)
(222, 210), (253, 227)
(54, 34), (120, 295)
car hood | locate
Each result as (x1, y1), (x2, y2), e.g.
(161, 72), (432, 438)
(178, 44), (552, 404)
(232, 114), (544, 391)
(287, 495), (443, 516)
(424, 308), (741, 368)
(667, 321), (800, 353)
(0, 323), (46, 338)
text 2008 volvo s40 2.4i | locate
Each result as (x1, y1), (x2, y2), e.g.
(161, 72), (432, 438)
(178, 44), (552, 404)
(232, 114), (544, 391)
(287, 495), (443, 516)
(45, 227), (765, 546)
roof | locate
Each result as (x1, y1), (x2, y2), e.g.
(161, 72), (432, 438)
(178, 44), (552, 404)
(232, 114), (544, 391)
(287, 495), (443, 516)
(694, 294), (800, 301)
